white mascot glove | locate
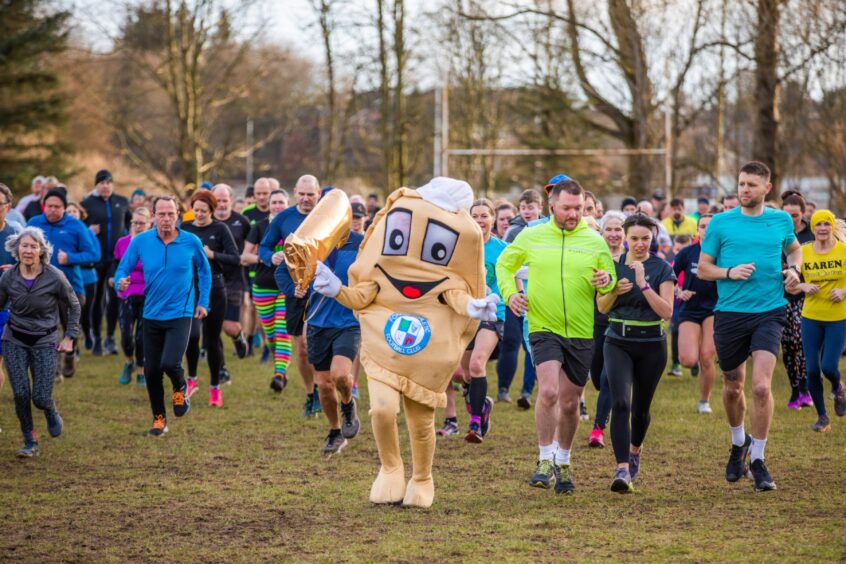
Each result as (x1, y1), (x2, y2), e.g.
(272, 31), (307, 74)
(515, 265), (529, 281)
(312, 261), (341, 298)
(466, 294), (500, 322)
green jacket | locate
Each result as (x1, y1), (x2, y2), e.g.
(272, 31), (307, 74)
(496, 217), (616, 339)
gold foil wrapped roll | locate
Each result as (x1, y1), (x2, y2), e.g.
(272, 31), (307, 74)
(284, 189), (352, 290)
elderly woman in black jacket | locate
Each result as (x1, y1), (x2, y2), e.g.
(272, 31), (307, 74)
(0, 227), (80, 458)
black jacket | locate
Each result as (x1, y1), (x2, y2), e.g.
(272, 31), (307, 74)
(0, 263), (81, 348)
(81, 192), (131, 263)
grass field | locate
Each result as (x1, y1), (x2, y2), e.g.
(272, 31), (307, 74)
(1, 343), (844, 562)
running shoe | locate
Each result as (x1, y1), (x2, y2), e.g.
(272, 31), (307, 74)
(341, 398), (360, 439)
(270, 374), (288, 393)
(697, 401), (712, 414)
(579, 401), (589, 422)
(669, 363), (682, 376)
(610, 468), (634, 493)
(517, 392), (532, 410)
(137, 373), (146, 387)
(312, 385), (322, 413)
(787, 398), (802, 410)
(465, 420), (483, 443)
(303, 395), (318, 418)
(92, 338), (103, 357)
(104, 336), (118, 355)
(259, 344), (271, 364)
(119, 362), (133, 385)
(233, 333), (248, 359)
(480, 396), (494, 437)
(553, 464), (575, 494)
(588, 427), (605, 448)
(186, 378), (199, 398)
(750, 459), (776, 492)
(17, 439), (39, 458)
(172, 385), (190, 417)
(497, 388), (512, 403)
(53, 372), (63, 385)
(219, 366), (232, 386)
(436, 419), (459, 437)
(199, 347), (207, 360)
(529, 459), (555, 489)
(45, 409), (63, 438)
(629, 451), (641, 481)
(323, 431), (348, 455)
(84, 330), (94, 351)
(691, 363), (700, 377)
(798, 392), (814, 408)
(726, 433), (752, 483)
(147, 415), (168, 437)
(209, 387), (222, 407)
(834, 385), (846, 417)
(62, 352), (76, 378)
(462, 384), (471, 415)
(351, 383), (360, 400)
(811, 415), (831, 433)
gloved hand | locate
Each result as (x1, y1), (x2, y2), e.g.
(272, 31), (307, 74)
(515, 265), (529, 281)
(312, 261), (341, 297)
(466, 294), (500, 322)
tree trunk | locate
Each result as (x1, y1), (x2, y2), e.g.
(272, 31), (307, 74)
(392, 0), (407, 188)
(377, 0), (392, 192)
(753, 0), (781, 195)
(318, 0), (337, 181)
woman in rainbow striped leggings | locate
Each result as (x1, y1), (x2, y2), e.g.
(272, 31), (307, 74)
(244, 190), (292, 391)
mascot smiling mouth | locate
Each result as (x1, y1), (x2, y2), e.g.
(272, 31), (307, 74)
(376, 264), (448, 299)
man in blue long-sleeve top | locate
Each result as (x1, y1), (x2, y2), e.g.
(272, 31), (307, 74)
(28, 188), (101, 378)
(116, 196), (212, 437)
(260, 174), (321, 416)
(277, 229), (363, 456)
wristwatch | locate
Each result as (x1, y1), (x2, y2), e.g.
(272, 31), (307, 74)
(788, 265), (801, 276)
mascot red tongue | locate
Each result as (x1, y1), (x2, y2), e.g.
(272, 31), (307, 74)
(319, 177), (490, 508)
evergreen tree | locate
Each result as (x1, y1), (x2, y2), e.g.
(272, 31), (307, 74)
(0, 0), (71, 193)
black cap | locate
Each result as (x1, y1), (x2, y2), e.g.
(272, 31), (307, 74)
(95, 169), (113, 185)
(351, 202), (366, 218)
(44, 188), (68, 208)
(621, 196), (638, 209)
(652, 189), (666, 201)
(697, 196), (710, 205)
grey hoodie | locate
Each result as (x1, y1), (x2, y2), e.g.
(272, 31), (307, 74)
(0, 264), (80, 348)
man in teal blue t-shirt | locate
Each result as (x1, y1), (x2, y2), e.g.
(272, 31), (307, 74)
(698, 161), (802, 493)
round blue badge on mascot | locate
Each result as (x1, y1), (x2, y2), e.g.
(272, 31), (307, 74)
(384, 313), (431, 355)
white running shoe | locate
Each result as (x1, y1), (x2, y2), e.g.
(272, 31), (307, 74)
(697, 401), (712, 414)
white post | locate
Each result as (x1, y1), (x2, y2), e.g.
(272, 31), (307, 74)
(441, 77), (449, 177)
(246, 117), (254, 187)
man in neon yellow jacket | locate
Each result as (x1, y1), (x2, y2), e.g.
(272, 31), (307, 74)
(496, 179), (616, 494)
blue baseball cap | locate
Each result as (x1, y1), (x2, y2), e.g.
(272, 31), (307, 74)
(544, 174), (572, 194)
(200, 181), (213, 190)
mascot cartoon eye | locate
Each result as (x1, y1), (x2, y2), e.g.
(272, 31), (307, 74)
(382, 208), (412, 256)
(421, 220), (458, 266)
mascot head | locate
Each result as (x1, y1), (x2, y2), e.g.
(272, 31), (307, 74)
(349, 177), (484, 300)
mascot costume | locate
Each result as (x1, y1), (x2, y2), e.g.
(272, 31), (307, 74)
(311, 177), (499, 508)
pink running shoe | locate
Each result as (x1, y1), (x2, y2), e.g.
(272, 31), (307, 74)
(798, 392), (814, 408)
(588, 427), (605, 448)
(787, 398), (802, 410)
(186, 378), (199, 398)
(209, 387), (222, 407)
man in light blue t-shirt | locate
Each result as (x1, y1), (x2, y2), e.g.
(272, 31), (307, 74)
(698, 161), (802, 493)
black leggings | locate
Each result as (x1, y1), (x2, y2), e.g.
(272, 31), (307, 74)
(604, 338), (666, 464)
(92, 262), (119, 340)
(119, 295), (145, 367)
(143, 317), (192, 418)
(186, 285), (226, 386)
(81, 282), (96, 339)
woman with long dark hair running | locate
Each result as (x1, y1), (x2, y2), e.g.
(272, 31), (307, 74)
(796, 210), (846, 432)
(588, 211), (625, 448)
(181, 190), (239, 407)
(598, 214), (675, 492)
(114, 207), (152, 386)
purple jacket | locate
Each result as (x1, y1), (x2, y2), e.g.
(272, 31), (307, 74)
(114, 235), (145, 297)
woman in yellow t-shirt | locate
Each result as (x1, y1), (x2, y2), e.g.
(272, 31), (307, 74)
(796, 209), (846, 432)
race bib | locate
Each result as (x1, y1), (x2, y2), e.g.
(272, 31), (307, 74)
(384, 313), (431, 355)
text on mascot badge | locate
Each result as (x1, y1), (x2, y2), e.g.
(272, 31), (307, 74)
(384, 313), (431, 355)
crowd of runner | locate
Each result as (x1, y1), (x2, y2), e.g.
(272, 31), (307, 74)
(1, 162), (844, 495)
